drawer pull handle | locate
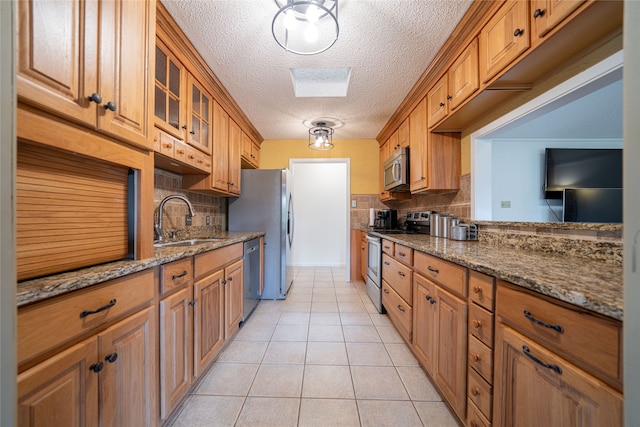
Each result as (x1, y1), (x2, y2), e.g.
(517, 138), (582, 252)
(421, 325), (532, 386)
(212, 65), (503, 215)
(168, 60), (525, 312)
(398, 252), (406, 257)
(472, 286), (482, 294)
(471, 387), (480, 396)
(80, 299), (117, 318)
(427, 266), (439, 273)
(383, 288), (390, 294)
(533, 8), (545, 18)
(384, 261), (390, 266)
(472, 319), (482, 329)
(397, 305), (405, 312)
(398, 272), (405, 277)
(188, 301), (196, 307)
(105, 352), (118, 363)
(523, 310), (564, 333)
(522, 345), (562, 375)
(471, 352), (481, 362)
(90, 362), (104, 373)
(172, 270), (188, 280)
(384, 246), (390, 250)
(513, 28), (524, 37)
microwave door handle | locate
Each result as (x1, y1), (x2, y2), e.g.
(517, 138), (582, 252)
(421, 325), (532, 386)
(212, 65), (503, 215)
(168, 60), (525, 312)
(393, 161), (401, 182)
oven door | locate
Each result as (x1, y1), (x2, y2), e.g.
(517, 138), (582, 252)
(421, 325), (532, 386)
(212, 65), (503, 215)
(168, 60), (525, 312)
(365, 235), (381, 285)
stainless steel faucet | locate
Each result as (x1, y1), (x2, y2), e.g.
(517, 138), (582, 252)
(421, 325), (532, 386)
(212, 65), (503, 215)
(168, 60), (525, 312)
(155, 195), (196, 242)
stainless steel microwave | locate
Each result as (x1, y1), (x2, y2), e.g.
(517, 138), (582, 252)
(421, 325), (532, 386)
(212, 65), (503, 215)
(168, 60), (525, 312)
(383, 147), (410, 191)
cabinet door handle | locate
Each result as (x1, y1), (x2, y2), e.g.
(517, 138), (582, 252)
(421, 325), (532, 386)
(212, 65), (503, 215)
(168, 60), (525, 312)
(522, 345), (562, 375)
(397, 305), (405, 312)
(427, 266), (439, 274)
(227, 277), (233, 282)
(471, 387), (480, 396)
(398, 252), (406, 257)
(430, 298), (437, 305)
(523, 310), (564, 333)
(105, 352), (118, 363)
(190, 130), (196, 135)
(90, 362), (104, 373)
(188, 300), (196, 307)
(172, 270), (188, 280)
(384, 261), (390, 266)
(80, 299), (117, 318)
(87, 93), (102, 104)
(472, 319), (482, 329)
(533, 8), (545, 18)
(447, 95), (452, 100)
(398, 271), (405, 277)
(513, 28), (524, 37)
(425, 295), (432, 302)
(472, 285), (482, 294)
(471, 352), (481, 362)
(439, 102), (445, 107)
(103, 101), (116, 112)
(383, 288), (390, 294)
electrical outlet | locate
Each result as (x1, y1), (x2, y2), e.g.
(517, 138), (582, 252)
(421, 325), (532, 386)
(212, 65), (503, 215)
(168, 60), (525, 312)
(185, 215), (192, 226)
(500, 201), (511, 208)
(206, 215), (211, 225)
(351, 200), (357, 208)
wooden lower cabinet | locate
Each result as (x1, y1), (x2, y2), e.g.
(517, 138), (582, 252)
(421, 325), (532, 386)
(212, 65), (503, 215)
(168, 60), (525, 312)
(224, 259), (244, 338)
(493, 324), (623, 427)
(412, 273), (437, 376)
(18, 306), (157, 427)
(193, 269), (224, 378)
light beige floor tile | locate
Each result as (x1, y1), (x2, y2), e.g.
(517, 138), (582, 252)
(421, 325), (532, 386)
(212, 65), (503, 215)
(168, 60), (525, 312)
(414, 401), (460, 426)
(218, 340), (268, 363)
(247, 311), (281, 325)
(385, 343), (420, 366)
(340, 312), (373, 326)
(376, 325), (405, 343)
(338, 302), (368, 313)
(305, 342), (349, 365)
(396, 366), (442, 401)
(312, 287), (336, 295)
(298, 398), (360, 427)
(271, 324), (309, 342)
(309, 312), (341, 326)
(313, 278), (334, 285)
(308, 325), (344, 342)
(336, 293), (363, 303)
(287, 293), (313, 303)
(343, 325), (382, 343)
(248, 364), (304, 397)
(357, 400), (423, 427)
(311, 294), (337, 302)
(195, 363), (259, 396)
(346, 342), (393, 366)
(234, 322), (275, 341)
(262, 341), (307, 365)
(170, 395), (244, 427)
(369, 313), (393, 327)
(235, 397), (300, 427)
(292, 284), (314, 293)
(311, 302), (339, 313)
(351, 366), (410, 400)
(334, 287), (359, 295)
(282, 301), (312, 312)
(254, 300), (286, 313)
(294, 280), (315, 288)
(278, 311), (310, 326)
(302, 365), (355, 398)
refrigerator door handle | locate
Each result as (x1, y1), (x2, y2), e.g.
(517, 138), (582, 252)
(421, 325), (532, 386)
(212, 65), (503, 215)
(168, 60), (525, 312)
(288, 193), (294, 247)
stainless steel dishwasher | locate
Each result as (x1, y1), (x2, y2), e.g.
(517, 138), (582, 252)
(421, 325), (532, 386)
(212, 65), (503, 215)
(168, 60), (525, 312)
(242, 238), (261, 323)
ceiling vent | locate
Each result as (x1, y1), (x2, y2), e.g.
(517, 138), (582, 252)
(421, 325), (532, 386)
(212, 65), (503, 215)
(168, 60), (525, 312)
(290, 67), (351, 97)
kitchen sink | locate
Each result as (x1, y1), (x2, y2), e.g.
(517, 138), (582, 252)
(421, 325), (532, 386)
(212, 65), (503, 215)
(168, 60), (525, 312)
(154, 238), (223, 248)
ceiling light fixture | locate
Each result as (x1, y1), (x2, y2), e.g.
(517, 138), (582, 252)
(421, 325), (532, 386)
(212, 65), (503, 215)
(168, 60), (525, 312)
(272, 0), (339, 55)
(308, 122), (335, 150)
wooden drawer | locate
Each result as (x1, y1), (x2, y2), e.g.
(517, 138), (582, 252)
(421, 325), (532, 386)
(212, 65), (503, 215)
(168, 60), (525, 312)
(18, 269), (156, 369)
(414, 251), (467, 298)
(173, 139), (188, 164)
(469, 303), (494, 348)
(382, 279), (412, 342)
(194, 243), (243, 279)
(382, 254), (412, 305)
(467, 398), (491, 427)
(468, 368), (492, 421)
(160, 257), (193, 296)
(469, 270), (495, 312)
(381, 239), (394, 256)
(469, 335), (493, 383)
(496, 281), (622, 389)
(159, 131), (175, 157)
(394, 243), (413, 266)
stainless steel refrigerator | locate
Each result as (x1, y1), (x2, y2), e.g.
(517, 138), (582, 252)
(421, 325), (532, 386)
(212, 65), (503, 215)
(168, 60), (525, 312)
(228, 169), (294, 300)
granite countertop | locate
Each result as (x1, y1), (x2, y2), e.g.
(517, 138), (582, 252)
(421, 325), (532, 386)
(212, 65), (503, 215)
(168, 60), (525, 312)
(369, 231), (623, 321)
(17, 231), (264, 307)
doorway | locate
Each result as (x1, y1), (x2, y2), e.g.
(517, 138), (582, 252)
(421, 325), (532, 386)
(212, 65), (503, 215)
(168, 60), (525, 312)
(289, 159), (350, 279)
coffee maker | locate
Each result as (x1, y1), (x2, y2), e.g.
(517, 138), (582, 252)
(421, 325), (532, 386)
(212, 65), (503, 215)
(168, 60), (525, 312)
(375, 209), (398, 229)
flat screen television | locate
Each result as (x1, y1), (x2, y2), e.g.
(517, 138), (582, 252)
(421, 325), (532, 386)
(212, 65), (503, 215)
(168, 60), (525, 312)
(544, 148), (622, 199)
(563, 188), (622, 223)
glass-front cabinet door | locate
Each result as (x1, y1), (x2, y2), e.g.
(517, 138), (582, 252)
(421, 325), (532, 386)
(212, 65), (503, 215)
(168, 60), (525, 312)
(154, 39), (185, 139)
(187, 75), (212, 155)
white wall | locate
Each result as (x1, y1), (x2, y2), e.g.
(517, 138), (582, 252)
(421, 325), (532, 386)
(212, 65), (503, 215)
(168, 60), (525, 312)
(290, 160), (349, 268)
(624, 1), (640, 425)
(487, 138), (622, 222)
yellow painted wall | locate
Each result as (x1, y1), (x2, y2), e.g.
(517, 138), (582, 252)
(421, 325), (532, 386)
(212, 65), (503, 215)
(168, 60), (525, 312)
(259, 139), (379, 194)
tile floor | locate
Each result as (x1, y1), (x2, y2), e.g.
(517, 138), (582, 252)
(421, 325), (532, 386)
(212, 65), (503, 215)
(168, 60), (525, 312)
(169, 266), (459, 427)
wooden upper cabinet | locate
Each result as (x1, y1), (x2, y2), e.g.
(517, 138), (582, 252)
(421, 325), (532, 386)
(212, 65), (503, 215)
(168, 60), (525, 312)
(427, 75), (449, 129)
(17, 0), (155, 150)
(154, 39), (186, 140)
(228, 119), (242, 195)
(479, 0), (530, 84)
(448, 38), (479, 110)
(398, 118), (410, 149)
(409, 98), (427, 192)
(379, 139), (391, 201)
(212, 100), (230, 193)
(241, 132), (260, 168)
(187, 75), (213, 155)
(531, 0), (586, 40)
(388, 129), (400, 152)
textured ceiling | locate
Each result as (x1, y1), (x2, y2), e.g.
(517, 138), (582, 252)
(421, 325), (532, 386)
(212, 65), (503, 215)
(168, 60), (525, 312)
(160, 0), (473, 141)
